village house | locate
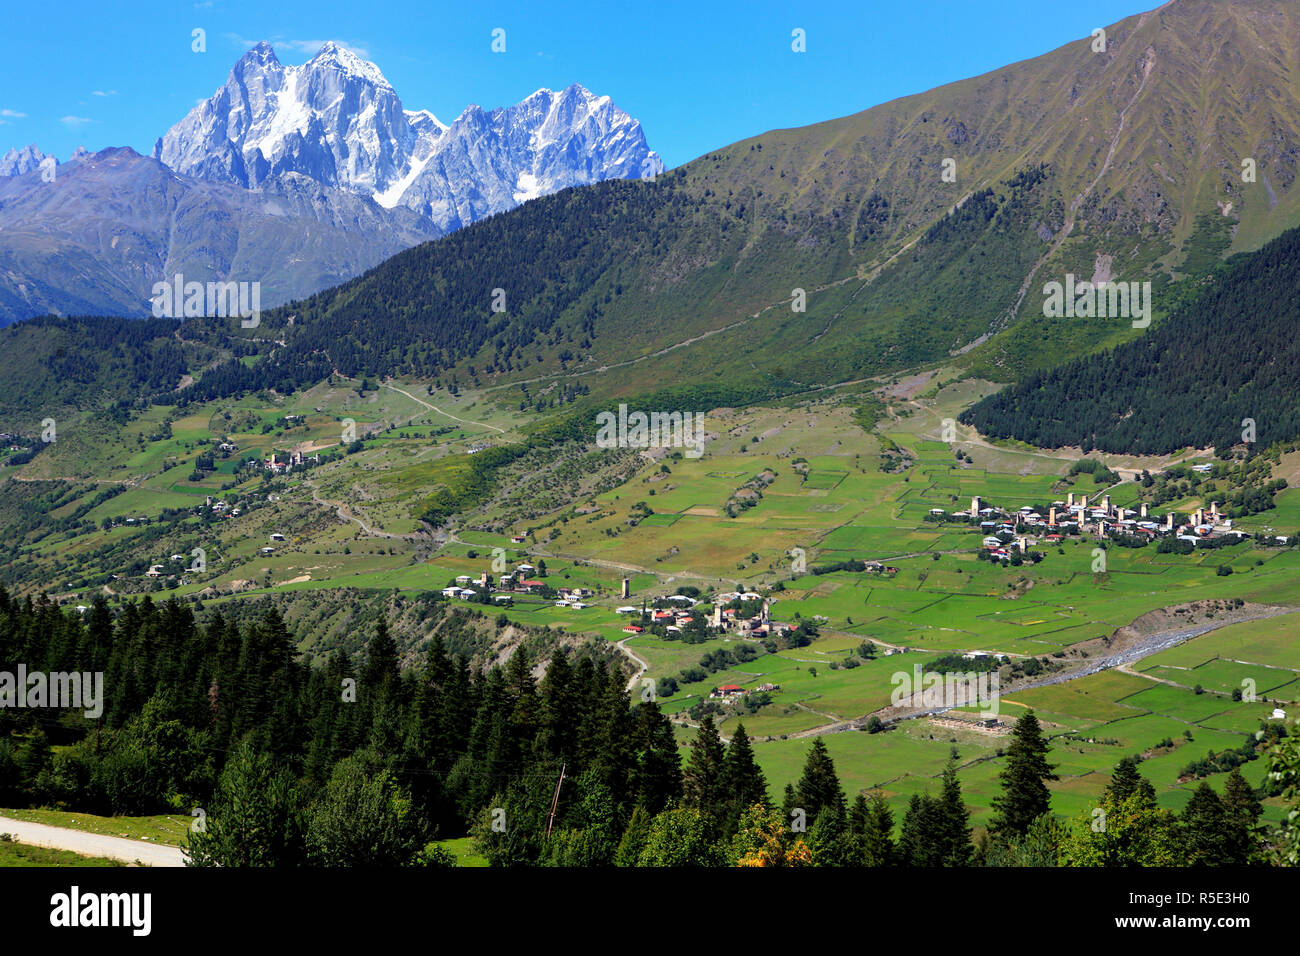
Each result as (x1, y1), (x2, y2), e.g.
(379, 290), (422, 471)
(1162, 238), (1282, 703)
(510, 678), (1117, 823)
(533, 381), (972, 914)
(968, 489), (1244, 555)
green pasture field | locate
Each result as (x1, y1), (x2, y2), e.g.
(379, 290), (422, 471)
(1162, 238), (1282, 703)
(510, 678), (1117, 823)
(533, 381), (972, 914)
(0, 808), (189, 845)
(0, 841), (122, 867)
(1132, 614), (1300, 672)
(737, 602), (1297, 828)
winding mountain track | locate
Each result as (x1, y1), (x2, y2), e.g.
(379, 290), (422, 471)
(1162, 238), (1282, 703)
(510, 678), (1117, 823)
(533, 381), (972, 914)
(382, 383), (506, 434)
(306, 480), (421, 540)
(616, 636), (650, 693)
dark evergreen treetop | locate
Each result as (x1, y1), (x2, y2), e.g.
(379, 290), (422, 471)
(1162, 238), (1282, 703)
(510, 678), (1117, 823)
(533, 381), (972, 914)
(991, 710), (1059, 837)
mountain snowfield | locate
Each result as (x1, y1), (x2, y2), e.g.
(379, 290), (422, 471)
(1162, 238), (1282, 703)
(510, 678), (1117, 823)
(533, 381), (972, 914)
(154, 41), (663, 233)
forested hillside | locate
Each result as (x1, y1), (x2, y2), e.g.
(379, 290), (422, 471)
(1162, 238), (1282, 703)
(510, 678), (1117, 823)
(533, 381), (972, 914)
(0, 316), (194, 423)
(961, 226), (1300, 454)
(2, 590), (1294, 866)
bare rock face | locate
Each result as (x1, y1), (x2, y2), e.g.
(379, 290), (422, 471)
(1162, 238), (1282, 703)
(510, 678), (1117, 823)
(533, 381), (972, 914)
(156, 42), (417, 195)
(0, 144), (48, 177)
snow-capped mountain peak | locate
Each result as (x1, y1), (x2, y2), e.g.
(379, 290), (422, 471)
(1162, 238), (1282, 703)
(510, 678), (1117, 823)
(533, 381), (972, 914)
(405, 108), (448, 134)
(307, 41), (394, 90)
(153, 42), (662, 233)
(156, 41), (414, 194)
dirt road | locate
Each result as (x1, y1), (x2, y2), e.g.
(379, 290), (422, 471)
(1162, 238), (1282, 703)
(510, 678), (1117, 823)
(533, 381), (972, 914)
(0, 815), (185, 867)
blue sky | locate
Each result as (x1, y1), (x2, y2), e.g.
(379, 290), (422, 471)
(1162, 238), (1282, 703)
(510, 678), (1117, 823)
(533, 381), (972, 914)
(1, 0), (1155, 168)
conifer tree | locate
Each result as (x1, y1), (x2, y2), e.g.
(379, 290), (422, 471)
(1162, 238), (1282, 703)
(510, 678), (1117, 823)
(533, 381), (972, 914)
(860, 792), (896, 867)
(1220, 767), (1264, 865)
(794, 737), (845, 831)
(937, 752), (973, 866)
(614, 805), (653, 867)
(682, 714), (726, 830)
(849, 792), (869, 838)
(781, 782), (798, 831)
(808, 794), (857, 866)
(723, 722), (769, 815)
(1104, 756), (1144, 803)
(900, 793), (942, 866)
(1180, 782), (1229, 866)
(980, 812), (1066, 867)
(538, 649), (577, 761)
(991, 710), (1058, 836)
(630, 699), (681, 815)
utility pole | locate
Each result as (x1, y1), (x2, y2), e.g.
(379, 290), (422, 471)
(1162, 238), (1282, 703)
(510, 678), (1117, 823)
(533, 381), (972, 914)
(545, 763), (566, 840)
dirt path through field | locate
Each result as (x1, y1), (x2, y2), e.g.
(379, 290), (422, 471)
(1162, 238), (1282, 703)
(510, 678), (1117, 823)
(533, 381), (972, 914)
(382, 383), (506, 434)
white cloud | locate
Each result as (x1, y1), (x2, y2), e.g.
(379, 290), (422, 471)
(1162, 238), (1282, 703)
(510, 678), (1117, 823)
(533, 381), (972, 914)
(92, 90), (117, 97)
(60, 115), (94, 127)
(0, 109), (25, 118)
